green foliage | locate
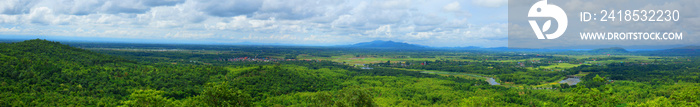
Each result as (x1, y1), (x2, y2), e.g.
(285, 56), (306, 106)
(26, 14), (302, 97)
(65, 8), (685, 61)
(582, 74), (607, 88)
(632, 97), (674, 107)
(565, 85), (607, 106)
(572, 63), (700, 85)
(460, 96), (497, 106)
(380, 60), (530, 75)
(311, 87), (376, 107)
(228, 65), (346, 101)
(3, 39), (700, 106)
(0, 40), (228, 106)
(200, 82), (252, 106)
(120, 89), (176, 107)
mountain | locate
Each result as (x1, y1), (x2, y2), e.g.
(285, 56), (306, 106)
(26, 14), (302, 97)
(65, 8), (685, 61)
(0, 39), (129, 65)
(588, 47), (628, 53)
(668, 46), (700, 50)
(638, 46), (700, 56)
(341, 40), (426, 49)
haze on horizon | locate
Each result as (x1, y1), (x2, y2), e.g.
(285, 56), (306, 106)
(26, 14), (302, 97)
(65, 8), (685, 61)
(0, 0), (508, 47)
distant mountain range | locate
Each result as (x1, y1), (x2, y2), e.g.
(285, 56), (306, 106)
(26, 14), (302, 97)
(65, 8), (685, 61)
(589, 47), (629, 53)
(339, 40), (427, 49)
(339, 40), (699, 56)
(3, 38), (698, 55)
(637, 46), (699, 56)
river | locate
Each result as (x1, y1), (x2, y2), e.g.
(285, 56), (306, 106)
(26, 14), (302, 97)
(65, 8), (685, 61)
(487, 77), (500, 85)
(558, 78), (581, 85)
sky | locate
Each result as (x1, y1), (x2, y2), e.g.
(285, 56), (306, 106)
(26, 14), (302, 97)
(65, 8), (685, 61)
(0, 0), (508, 47)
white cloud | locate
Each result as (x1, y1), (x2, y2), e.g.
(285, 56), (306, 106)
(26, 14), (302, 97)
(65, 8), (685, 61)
(472, 0), (507, 8)
(0, 0), (513, 47)
(165, 31), (214, 39)
(364, 24), (393, 38)
(27, 7), (54, 25)
(0, 14), (19, 24)
(443, 1), (460, 12)
(564, 0), (604, 12)
(406, 32), (433, 39)
(195, 0), (262, 17)
(0, 0), (38, 15)
(0, 27), (20, 32)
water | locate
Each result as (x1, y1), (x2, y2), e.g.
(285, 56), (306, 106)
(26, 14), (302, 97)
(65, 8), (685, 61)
(558, 78), (581, 85)
(487, 78), (500, 85)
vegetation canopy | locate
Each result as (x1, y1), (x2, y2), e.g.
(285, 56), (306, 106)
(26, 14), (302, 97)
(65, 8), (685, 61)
(1, 39), (700, 106)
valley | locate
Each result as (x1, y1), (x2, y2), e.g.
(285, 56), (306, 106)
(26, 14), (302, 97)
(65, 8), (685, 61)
(1, 39), (700, 106)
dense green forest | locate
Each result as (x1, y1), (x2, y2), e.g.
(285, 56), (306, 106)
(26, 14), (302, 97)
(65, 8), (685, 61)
(2, 39), (700, 106)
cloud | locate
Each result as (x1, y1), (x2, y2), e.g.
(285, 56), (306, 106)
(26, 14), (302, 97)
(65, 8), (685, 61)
(142, 0), (186, 6)
(195, 0), (262, 17)
(364, 24), (393, 38)
(0, 0), (38, 15)
(443, 1), (460, 12)
(0, 27), (20, 32)
(27, 7), (54, 25)
(0, 0), (512, 47)
(28, 0), (187, 16)
(254, 0), (346, 20)
(165, 31), (214, 39)
(472, 0), (507, 7)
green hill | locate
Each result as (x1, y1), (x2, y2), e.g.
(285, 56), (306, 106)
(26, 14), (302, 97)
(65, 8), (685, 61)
(0, 39), (231, 106)
(0, 39), (129, 67)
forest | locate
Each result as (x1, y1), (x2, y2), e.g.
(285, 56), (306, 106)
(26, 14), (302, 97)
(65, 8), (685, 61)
(1, 39), (700, 106)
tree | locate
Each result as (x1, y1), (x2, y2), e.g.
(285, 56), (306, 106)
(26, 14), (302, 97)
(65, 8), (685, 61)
(336, 87), (376, 107)
(632, 97), (673, 106)
(583, 74), (607, 88)
(200, 82), (252, 106)
(310, 86), (376, 107)
(593, 75), (605, 83)
(120, 89), (175, 107)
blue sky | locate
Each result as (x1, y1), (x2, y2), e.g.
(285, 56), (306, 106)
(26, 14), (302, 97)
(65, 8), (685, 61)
(0, 0), (508, 47)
